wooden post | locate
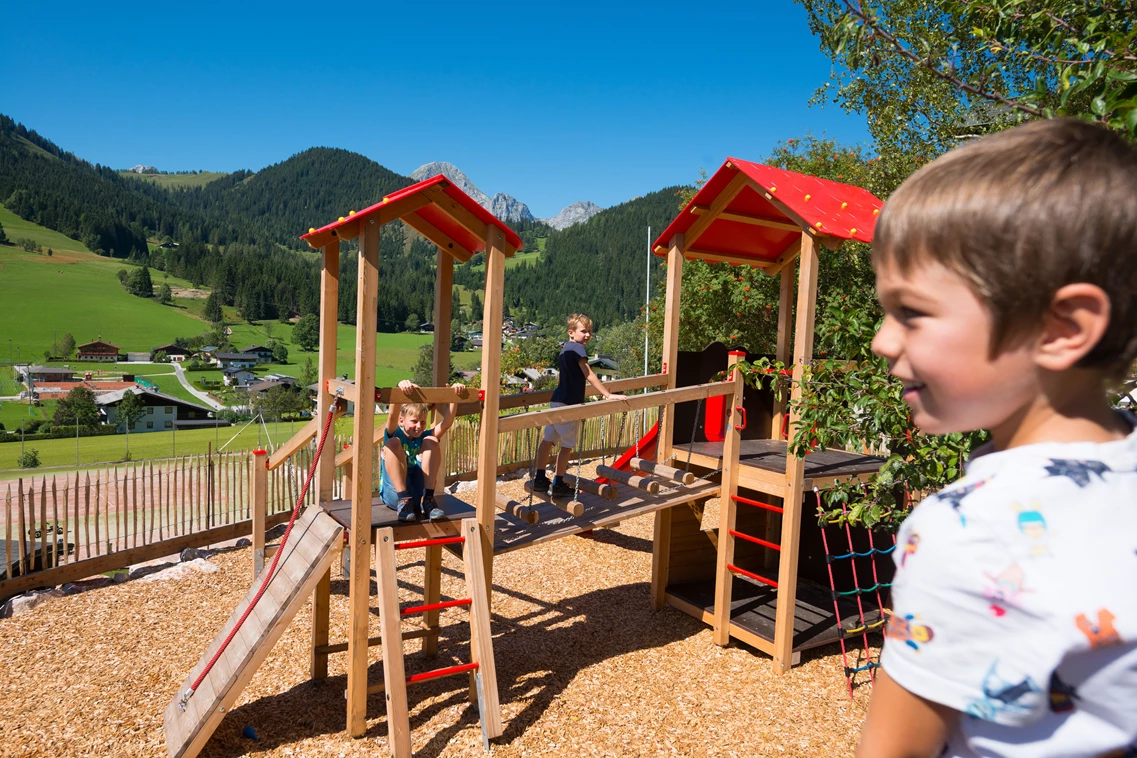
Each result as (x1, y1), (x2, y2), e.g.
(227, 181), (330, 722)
(651, 233), (684, 611)
(771, 266), (793, 439)
(374, 528), (410, 756)
(251, 449), (268, 577)
(473, 225), (507, 604)
(311, 240), (339, 680)
(772, 232), (819, 674)
(347, 219), (380, 737)
(462, 518), (503, 740)
(712, 351), (746, 645)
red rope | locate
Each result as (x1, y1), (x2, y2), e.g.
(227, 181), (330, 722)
(818, 518), (854, 698)
(182, 406), (338, 704)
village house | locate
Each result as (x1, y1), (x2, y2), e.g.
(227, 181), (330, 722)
(24, 365), (76, 383)
(223, 368), (256, 387)
(97, 387), (223, 433)
(239, 345), (274, 364)
(150, 343), (193, 362)
(212, 352), (258, 371)
(589, 355), (620, 381)
(76, 340), (122, 362)
(244, 377), (299, 396)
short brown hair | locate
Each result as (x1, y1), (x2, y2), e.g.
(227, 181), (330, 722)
(399, 403), (430, 420)
(567, 313), (592, 332)
(874, 118), (1137, 376)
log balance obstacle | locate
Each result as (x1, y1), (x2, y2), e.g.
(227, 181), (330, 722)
(167, 159), (887, 756)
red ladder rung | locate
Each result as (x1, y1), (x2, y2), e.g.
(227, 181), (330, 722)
(395, 536), (466, 550)
(727, 563), (779, 588)
(401, 598), (472, 616)
(728, 529), (781, 551)
(406, 661), (479, 685)
(731, 494), (784, 514)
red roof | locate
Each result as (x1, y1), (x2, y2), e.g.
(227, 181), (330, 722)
(652, 158), (883, 264)
(300, 174), (522, 258)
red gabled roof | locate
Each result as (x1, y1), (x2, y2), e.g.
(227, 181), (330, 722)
(77, 340), (121, 351)
(652, 157), (883, 264)
(300, 174), (522, 257)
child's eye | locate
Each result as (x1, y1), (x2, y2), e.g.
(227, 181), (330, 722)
(896, 306), (925, 323)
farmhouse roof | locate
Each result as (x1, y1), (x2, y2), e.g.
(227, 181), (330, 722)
(222, 367), (255, 376)
(214, 352), (258, 361)
(77, 340), (121, 350)
(240, 345), (272, 353)
(96, 386), (212, 413)
(652, 157), (884, 266)
(27, 366), (75, 375)
(300, 174), (522, 261)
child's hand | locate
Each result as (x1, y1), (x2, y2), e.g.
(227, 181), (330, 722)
(606, 393), (627, 401)
(397, 380), (418, 394)
(451, 382), (466, 392)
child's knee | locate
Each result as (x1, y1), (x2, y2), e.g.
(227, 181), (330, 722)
(421, 436), (439, 452)
(383, 438), (405, 460)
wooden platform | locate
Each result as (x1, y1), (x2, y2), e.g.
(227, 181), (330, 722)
(673, 439), (885, 497)
(320, 493), (477, 540)
(664, 575), (884, 655)
(493, 480), (719, 554)
(164, 507), (344, 758)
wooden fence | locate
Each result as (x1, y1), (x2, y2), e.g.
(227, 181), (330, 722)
(0, 407), (658, 598)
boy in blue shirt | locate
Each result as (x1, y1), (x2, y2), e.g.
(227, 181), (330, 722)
(380, 379), (463, 522)
(532, 313), (624, 497)
(856, 119), (1137, 758)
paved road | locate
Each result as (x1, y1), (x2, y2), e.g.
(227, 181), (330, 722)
(172, 364), (225, 411)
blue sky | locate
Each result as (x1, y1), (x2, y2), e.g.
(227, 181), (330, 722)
(0, 1), (869, 218)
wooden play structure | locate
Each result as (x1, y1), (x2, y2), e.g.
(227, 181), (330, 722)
(165, 159), (888, 756)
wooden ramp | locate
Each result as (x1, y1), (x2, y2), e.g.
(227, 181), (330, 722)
(163, 507), (344, 758)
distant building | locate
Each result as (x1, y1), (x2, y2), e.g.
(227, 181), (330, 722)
(213, 352), (259, 370)
(150, 343), (193, 362)
(76, 340), (122, 362)
(96, 387), (223, 433)
(26, 366), (76, 383)
(223, 368), (256, 387)
(245, 377), (299, 396)
(589, 355), (619, 380)
(239, 345), (274, 364)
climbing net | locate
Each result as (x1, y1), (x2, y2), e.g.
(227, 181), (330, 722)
(816, 487), (897, 697)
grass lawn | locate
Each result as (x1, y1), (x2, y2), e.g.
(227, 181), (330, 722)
(137, 373), (200, 404)
(470, 249), (540, 274)
(0, 413), (385, 473)
(0, 204), (91, 254)
(0, 399), (56, 430)
(0, 367), (23, 396)
(117, 171), (228, 189)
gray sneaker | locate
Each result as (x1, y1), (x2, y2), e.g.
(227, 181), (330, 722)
(396, 497), (419, 522)
(423, 494), (446, 521)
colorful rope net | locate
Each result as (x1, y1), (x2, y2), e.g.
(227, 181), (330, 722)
(816, 490), (898, 698)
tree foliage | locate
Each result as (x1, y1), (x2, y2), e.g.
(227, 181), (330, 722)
(53, 386), (99, 429)
(116, 390), (146, 431)
(203, 291), (223, 324)
(292, 313), (319, 351)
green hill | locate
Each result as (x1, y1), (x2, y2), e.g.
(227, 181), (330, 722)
(118, 171), (228, 189)
(0, 203), (92, 254)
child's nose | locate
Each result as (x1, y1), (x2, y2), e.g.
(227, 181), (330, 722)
(871, 317), (901, 361)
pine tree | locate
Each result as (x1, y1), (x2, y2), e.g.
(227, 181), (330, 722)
(0, 220), (8, 245)
(128, 266), (153, 298)
(292, 313), (319, 351)
(203, 292), (223, 323)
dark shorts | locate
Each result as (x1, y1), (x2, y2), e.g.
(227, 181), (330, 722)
(381, 465), (425, 511)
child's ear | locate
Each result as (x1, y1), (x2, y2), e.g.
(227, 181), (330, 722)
(1035, 283), (1111, 372)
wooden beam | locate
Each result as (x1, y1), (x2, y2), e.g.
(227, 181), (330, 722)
(251, 450), (268, 577)
(684, 172), (750, 249)
(424, 184), (513, 253)
(771, 262), (794, 440)
(311, 240), (340, 679)
(772, 231), (819, 675)
(653, 234), (684, 612)
(712, 352), (746, 646)
(595, 465), (661, 495)
(402, 212), (474, 262)
(629, 458), (696, 485)
(376, 385), (476, 404)
(462, 518), (503, 740)
(685, 250), (772, 268)
(474, 223), (506, 604)
(375, 528), (411, 755)
(267, 417), (319, 471)
(455, 373), (667, 417)
(496, 382), (735, 435)
(346, 220), (380, 737)
(494, 494), (540, 524)
(763, 237), (803, 278)
(303, 193), (432, 249)
(690, 205), (802, 233)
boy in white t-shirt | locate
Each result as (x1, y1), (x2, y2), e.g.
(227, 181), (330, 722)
(856, 118), (1137, 758)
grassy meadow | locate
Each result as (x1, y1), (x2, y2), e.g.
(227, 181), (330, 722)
(117, 171), (228, 189)
(0, 203), (93, 254)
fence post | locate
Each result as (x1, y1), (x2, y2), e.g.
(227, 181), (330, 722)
(251, 449), (268, 577)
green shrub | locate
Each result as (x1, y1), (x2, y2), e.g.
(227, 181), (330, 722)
(17, 448), (40, 469)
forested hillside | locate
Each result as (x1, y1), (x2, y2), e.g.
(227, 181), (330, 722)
(499, 187), (684, 327)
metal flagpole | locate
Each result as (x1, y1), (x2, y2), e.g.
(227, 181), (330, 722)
(644, 225), (651, 376)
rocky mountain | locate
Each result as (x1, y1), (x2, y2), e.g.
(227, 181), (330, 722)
(129, 164), (158, 174)
(410, 161), (535, 223)
(542, 201), (603, 230)
(489, 192), (534, 223)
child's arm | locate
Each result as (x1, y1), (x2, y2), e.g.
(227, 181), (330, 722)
(577, 358), (625, 401)
(429, 383), (464, 438)
(385, 379), (416, 434)
(855, 669), (958, 758)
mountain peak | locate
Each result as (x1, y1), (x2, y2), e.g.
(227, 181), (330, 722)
(410, 161), (534, 223)
(543, 201), (603, 230)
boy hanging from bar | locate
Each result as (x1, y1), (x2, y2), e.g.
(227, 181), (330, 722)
(381, 379), (464, 522)
(532, 313), (625, 497)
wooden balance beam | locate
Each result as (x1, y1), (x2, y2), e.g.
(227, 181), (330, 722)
(494, 494), (540, 524)
(523, 481), (584, 517)
(628, 458), (696, 485)
(595, 465), (662, 495)
(562, 474), (619, 501)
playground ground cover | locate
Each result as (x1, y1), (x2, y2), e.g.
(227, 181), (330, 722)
(0, 462), (871, 757)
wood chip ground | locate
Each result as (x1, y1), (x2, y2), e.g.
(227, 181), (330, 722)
(0, 463), (875, 757)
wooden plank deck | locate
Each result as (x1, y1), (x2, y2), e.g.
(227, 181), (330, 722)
(319, 484), (720, 555)
(673, 439), (885, 496)
(665, 575), (884, 654)
(163, 507), (344, 758)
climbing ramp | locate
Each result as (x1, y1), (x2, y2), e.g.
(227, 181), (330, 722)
(163, 507), (344, 758)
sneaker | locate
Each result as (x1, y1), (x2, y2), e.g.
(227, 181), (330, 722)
(548, 480), (574, 498)
(396, 497), (419, 522)
(423, 494), (446, 521)
(532, 472), (551, 491)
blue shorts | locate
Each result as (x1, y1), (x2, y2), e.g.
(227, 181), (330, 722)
(380, 465), (425, 513)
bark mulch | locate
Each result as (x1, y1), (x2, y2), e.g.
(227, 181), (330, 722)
(0, 464), (873, 757)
